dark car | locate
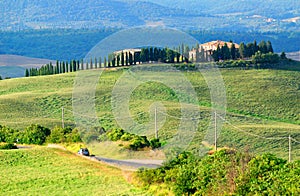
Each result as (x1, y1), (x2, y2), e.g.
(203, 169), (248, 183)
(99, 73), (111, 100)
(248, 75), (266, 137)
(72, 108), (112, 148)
(78, 148), (90, 156)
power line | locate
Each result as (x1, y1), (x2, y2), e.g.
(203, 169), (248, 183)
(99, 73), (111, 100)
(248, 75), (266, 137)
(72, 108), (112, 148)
(158, 111), (202, 120)
(291, 137), (300, 144)
(217, 113), (289, 140)
(64, 108), (147, 120)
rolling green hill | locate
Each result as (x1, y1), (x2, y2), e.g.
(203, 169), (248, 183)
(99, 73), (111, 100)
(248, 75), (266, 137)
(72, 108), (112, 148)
(0, 63), (299, 160)
(0, 147), (145, 195)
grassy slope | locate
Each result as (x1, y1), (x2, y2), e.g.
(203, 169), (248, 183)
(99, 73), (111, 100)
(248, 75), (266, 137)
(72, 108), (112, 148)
(0, 63), (299, 159)
(0, 147), (145, 195)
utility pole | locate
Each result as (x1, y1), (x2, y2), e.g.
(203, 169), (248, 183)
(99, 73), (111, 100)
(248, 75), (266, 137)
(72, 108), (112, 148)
(155, 107), (158, 139)
(289, 135), (291, 163)
(62, 106), (65, 129)
(214, 111), (217, 151)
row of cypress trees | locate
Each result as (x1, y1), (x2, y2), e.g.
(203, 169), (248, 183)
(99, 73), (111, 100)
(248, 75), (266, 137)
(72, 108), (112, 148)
(25, 47), (188, 77)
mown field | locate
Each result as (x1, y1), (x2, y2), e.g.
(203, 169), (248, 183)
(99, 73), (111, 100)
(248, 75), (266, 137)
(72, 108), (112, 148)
(0, 147), (146, 195)
(0, 62), (299, 160)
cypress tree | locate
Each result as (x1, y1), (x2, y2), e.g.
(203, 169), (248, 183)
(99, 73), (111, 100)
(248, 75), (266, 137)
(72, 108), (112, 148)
(76, 60), (80, 71)
(62, 62), (66, 73)
(80, 59), (84, 70)
(149, 47), (154, 61)
(90, 58), (93, 69)
(154, 47), (159, 62)
(254, 40), (259, 53)
(94, 58), (97, 69)
(266, 41), (274, 53)
(112, 58), (116, 67)
(230, 43), (236, 60)
(239, 42), (247, 59)
(121, 52), (124, 66)
(117, 55), (120, 66)
(25, 69), (29, 77)
(99, 57), (102, 68)
(73, 60), (77, 72)
(129, 52), (133, 65)
(258, 41), (268, 54)
(222, 43), (231, 60)
(125, 52), (129, 66)
(104, 57), (107, 67)
(66, 62), (69, 72)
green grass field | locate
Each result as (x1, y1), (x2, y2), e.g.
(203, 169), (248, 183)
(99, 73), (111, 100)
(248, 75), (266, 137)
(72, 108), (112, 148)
(0, 147), (146, 195)
(0, 63), (299, 160)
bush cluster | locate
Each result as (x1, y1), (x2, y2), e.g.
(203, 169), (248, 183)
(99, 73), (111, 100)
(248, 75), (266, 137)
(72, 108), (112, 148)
(106, 128), (161, 150)
(0, 143), (18, 149)
(0, 124), (82, 145)
(136, 150), (300, 195)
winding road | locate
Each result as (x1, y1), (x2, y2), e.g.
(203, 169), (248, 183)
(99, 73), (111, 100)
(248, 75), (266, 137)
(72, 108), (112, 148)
(92, 156), (164, 170)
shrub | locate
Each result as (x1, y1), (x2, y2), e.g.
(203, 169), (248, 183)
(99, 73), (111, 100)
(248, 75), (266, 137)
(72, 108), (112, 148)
(0, 143), (18, 150)
(149, 138), (161, 149)
(236, 153), (288, 195)
(66, 128), (82, 143)
(0, 125), (19, 143)
(120, 132), (134, 141)
(47, 127), (65, 143)
(107, 129), (125, 141)
(129, 136), (150, 150)
(22, 124), (51, 145)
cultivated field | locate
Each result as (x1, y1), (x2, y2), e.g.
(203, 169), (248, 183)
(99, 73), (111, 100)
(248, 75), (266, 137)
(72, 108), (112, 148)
(0, 63), (299, 159)
(0, 147), (146, 195)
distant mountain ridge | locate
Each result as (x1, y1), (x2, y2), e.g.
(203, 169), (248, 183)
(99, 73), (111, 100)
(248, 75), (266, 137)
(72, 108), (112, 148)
(0, 0), (298, 31)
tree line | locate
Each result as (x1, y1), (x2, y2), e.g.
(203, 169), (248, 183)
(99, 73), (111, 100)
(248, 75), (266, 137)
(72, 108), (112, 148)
(25, 47), (189, 77)
(212, 40), (274, 61)
(25, 40), (278, 77)
(0, 124), (81, 145)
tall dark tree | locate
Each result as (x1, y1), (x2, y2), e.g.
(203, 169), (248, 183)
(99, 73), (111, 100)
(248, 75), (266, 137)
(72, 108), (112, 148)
(66, 61), (69, 72)
(258, 41), (268, 54)
(239, 42), (247, 59)
(112, 57), (116, 67)
(99, 57), (102, 68)
(212, 45), (221, 61)
(254, 40), (259, 53)
(140, 48), (146, 63)
(153, 47), (159, 62)
(90, 58), (93, 69)
(166, 48), (175, 63)
(73, 60), (77, 72)
(149, 47), (154, 61)
(116, 55), (120, 66)
(25, 69), (29, 77)
(121, 52), (125, 66)
(280, 51), (287, 59)
(94, 58), (98, 69)
(230, 43), (236, 60)
(76, 60), (80, 71)
(55, 60), (59, 74)
(86, 62), (89, 70)
(129, 52), (133, 65)
(80, 59), (84, 70)
(222, 43), (231, 60)
(104, 57), (107, 67)
(125, 52), (129, 66)
(246, 43), (255, 57)
(266, 41), (274, 53)
(134, 52), (140, 64)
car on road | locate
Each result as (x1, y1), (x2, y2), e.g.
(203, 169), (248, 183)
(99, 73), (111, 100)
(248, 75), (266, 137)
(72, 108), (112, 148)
(78, 148), (90, 156)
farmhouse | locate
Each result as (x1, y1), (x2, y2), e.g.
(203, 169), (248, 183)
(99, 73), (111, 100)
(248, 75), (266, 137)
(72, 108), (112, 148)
(189, 40), (239, 62)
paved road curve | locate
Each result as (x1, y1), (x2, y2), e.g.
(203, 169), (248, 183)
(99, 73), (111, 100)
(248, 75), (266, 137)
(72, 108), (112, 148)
(92, 156), (164, 170)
